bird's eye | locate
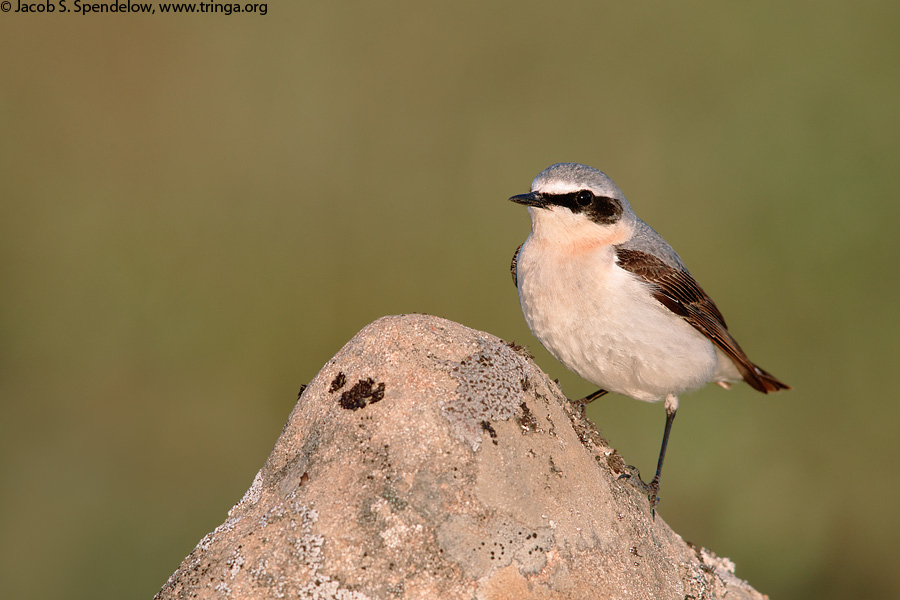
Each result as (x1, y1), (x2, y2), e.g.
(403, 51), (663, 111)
(576, 190), (593, 206)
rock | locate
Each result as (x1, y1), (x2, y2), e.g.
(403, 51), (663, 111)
(155, 314), (767, 600)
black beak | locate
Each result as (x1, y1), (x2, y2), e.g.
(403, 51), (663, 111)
(509, 192), (546, 207)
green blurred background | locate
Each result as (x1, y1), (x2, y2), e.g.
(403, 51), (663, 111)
(1, 2), (898, 599)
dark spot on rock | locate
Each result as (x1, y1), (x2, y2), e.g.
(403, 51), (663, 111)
(606, 449), (626, 474)
(480, 420), (498, 445)
(339, 378), (386, 410)
(521, 375), (531, 392)
(517, 402), (538, 432)
(549, 456), (563, 477)
(504, 340), (534, 359)
(297, 384), (308, 399)
(329, 371), (347, 393)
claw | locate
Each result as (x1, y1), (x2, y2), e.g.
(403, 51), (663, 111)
(618, 464), (645, 486)
(616, 465), (661, 518)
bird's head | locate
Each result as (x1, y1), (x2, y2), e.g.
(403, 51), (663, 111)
(510, 163), (637, 250)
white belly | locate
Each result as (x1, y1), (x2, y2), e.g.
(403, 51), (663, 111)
(516, 240), (721, 402)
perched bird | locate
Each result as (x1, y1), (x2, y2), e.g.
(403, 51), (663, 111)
(509, 163), (788, 512)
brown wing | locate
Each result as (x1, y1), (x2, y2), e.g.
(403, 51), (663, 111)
(616, 248), (789, 393)
(511, 243), (522, 287)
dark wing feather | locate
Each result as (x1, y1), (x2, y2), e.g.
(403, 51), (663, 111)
(511, 243), (522, 287)
(616, 248), (789, 393)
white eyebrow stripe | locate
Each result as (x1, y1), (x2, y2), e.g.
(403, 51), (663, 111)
(532, 180), (585, 195)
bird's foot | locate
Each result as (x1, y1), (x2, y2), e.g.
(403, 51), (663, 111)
(647, 480), (660, 518)
(617, 466), (661, 518)
(616, 464), (647, 490)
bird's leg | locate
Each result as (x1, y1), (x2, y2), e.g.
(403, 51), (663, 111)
(617, 393), (678, 518)
(647, 393), (678, 516)
(571, 388), (608, 416)
(578, 388), (609, 404)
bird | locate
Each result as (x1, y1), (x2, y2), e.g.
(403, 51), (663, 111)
(509, 162), (788, 513)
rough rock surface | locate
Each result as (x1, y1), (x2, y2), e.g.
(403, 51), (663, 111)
(155, 314), (767, 600)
